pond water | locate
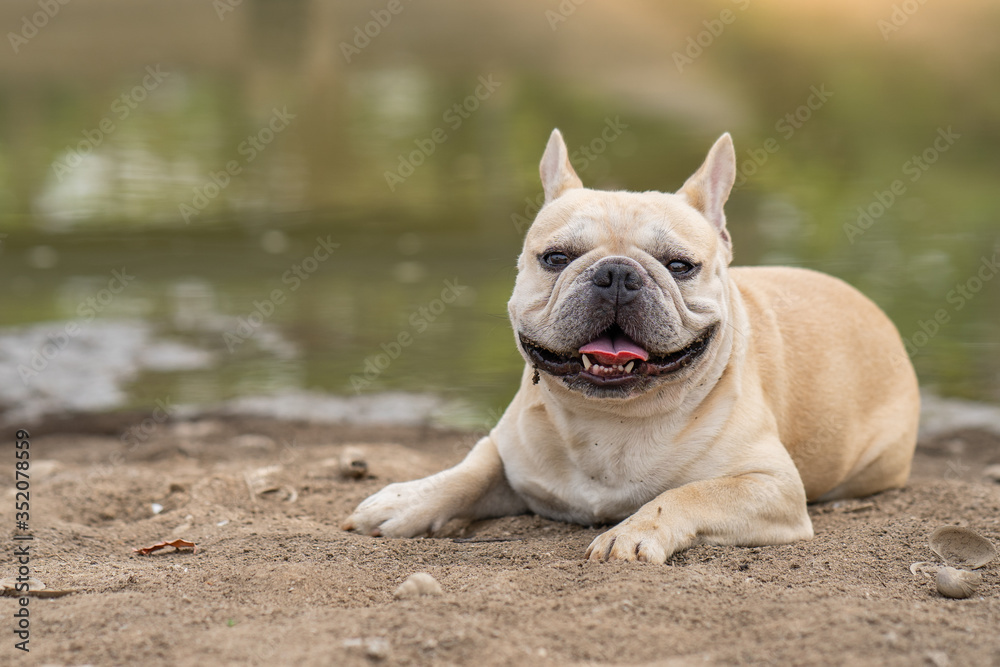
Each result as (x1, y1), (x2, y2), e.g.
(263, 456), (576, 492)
(1, 1), (998, 426)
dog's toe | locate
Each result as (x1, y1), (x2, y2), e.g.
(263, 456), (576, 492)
(635, 540), (668, 564)
(587, 523), (677, 563)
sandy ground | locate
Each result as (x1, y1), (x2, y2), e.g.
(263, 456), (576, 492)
(2, 414), (999, 666)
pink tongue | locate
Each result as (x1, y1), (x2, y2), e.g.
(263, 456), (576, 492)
(579, 331), (649, 365)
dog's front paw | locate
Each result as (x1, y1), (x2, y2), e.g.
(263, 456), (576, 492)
(342, 476), (455, 538)
(584, 513), (691, 563)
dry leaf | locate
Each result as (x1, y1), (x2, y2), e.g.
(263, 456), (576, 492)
(133, 538), (196, 555)
(0, 577), (45, 593)
(0, 578), (76, 598)
(28, 589), (78, 598)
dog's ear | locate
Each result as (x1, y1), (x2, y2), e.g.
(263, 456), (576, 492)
(679, 133), (736, 245)
(540, 129), (583, 204)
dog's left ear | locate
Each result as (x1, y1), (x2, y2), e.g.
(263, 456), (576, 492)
(679, 133), (736, 246)
(540, 129), (583, 204)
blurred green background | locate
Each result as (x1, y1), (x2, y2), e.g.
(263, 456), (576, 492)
(1, 0), (998, 425)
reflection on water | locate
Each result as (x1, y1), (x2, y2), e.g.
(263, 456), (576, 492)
(0, 318), (212, 422)
(0, 0), (998, 423)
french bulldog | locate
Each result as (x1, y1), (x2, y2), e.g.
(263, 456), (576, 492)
(344, 130), (920, 562)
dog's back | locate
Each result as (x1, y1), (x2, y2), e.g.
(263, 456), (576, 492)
(731, 266), (920, 501)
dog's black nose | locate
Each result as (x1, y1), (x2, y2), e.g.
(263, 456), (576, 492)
(592, 262), (642, 305)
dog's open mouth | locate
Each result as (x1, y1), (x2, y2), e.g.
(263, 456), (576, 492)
(520, 324), (716, 386)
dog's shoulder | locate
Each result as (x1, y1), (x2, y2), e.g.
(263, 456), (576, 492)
(730, 264), (853, 297)
(729, 265), (887, 325)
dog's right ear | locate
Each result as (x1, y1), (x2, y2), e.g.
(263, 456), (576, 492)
(540, 129), (583, 204)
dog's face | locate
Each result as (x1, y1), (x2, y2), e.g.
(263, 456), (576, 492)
(509, 130), (737, 399)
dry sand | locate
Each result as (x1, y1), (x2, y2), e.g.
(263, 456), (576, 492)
(2, 414), (999, 666)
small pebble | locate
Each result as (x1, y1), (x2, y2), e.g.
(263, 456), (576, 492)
(926, 650), (950, 667)
(232, 434), (276, 451)
(339, 446), (369, 479)
(394, 572), (443, 599)
(364, 637), (390, 660)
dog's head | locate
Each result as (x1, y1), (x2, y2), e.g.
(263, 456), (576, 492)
(509, 129), (737, 400)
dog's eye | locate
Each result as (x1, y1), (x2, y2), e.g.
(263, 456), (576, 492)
(541, 252), (572, 269)
(666, 260), (695, 276)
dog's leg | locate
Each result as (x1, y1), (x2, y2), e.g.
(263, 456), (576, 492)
(342, 436), (527, 537)
(584, 450), (813, 563)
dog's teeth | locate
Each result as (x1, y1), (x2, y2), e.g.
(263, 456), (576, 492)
(625, 361), (634, 373)
(582, 354), (592, 371)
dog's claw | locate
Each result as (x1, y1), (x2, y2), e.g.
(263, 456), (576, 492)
(603, 536), (617, 561)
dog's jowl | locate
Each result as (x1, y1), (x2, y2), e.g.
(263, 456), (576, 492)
(344, 130), (920, 563)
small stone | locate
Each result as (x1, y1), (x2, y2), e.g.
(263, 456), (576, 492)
(28, 459), (60, 478)
(393, 572), (443, 599)
(171, 421), (220, 438)
(232, 434), (276, 451)
(926, 650), (950, 667)
(364, 637), (391, 660)
(339, 446), (369, 479)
